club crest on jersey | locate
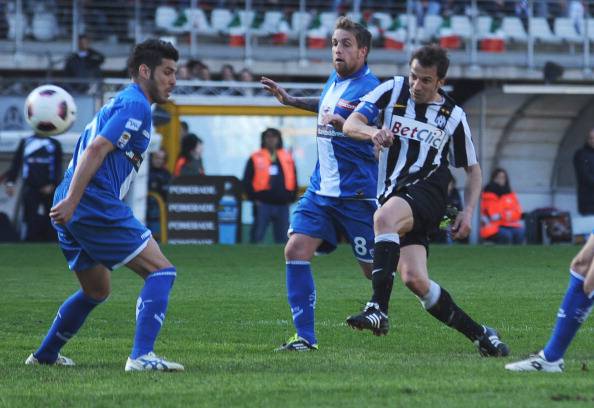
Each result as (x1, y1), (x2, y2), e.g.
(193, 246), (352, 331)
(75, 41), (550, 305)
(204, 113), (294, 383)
(434, 114), (448, 129)
(125, 118), (142, 131)
(337, 99), (357, 111)
(117, 131), (132, 149)
(390, 116), (447, 150)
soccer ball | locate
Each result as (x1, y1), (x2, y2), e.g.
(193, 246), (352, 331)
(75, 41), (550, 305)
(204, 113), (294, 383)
(24, 85), (77, 136)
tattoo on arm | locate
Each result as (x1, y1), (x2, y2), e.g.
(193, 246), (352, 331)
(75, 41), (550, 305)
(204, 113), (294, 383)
(290, 97), (319, 113)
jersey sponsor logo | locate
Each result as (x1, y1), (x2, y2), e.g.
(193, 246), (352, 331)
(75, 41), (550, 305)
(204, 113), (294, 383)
(390, 116), (447, 150)
(316, 124), (344, 139)
(117, 131), (131, 149)
(124, 150), (144, 171)
(337, 99), (357, 111)
(142, 129), (150, 139)
(125, 118), (142, 131)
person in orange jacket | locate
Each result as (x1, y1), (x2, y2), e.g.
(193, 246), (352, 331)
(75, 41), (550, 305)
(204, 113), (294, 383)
(480, 167), (525, 244)
(243, 128), (298, 243)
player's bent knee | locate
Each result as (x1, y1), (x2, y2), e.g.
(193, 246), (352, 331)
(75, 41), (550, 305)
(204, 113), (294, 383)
(284, 241), (313, 261)
(83, 286), (111, 301)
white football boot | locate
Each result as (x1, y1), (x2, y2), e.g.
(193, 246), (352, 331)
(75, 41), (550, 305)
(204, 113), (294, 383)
(25, 353), (75, 366)
(505, 351), (564, 373)
(125, 352), (184, 372)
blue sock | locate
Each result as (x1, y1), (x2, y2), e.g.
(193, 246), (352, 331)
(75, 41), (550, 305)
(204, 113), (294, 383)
(131, 267), (176, 359)
(286, 261), (317, 345)
(543, 271), (594, 361)
(34, 290), (105, 363)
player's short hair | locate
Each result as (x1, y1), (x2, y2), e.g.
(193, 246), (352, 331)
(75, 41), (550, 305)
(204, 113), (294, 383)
(261, 128), (283, 149)
(128, 39), (179, 78)
(334, 17), (372, 60)
(410, 45), (450, 79)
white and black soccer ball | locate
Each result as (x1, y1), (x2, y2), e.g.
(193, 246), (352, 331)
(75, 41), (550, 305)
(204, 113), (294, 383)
(24, 85), (77, 136)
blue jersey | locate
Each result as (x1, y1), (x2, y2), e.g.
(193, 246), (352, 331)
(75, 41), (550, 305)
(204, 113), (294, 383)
(65, 83), (151, 202)
(308, 65), (380, 199)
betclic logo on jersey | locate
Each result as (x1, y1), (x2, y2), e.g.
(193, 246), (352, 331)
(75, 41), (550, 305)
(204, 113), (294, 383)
(390, 116), (447, 150)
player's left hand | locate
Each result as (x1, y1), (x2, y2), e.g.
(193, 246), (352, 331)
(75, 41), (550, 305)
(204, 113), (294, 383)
(50, 197), (76, 224)
(451, 210), (472, 240)
(321, 113), (345, 130)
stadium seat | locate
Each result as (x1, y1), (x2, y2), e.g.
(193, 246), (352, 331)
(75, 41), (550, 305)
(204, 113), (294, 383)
(501, 16), (527, 43)
(399, 14), (418, 39)
(211, 8), (233, 34)
(371, 12), (393, 31)
(238, 10), (256, 30)
(477, 15), (493, 39)
(420, 15), (443, 42)
(185, 8), (214, 35)
(289, 11), (312, 40)
(155, 6), (178, 32)
(319, 11), (338, 35)
(450, 15), (471, 40)
(588, 19), (594, 42)
(32, 11), (57, 41)
(529, 17), (561, 44)
(7, 11), (29, 40)
(554, 17), (583, 44)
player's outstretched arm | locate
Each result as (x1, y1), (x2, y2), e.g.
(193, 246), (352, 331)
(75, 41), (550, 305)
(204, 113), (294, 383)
(261, 76), (319, 113)
(452, 164), (482, 240)
(344, 112), (393, 149)
(50, 136), (114, 224)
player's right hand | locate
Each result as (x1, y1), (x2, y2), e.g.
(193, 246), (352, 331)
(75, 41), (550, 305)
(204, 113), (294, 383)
(261, 76), (291, 105)
(50, 197), (76, 225)
(371, 127), (394, 149)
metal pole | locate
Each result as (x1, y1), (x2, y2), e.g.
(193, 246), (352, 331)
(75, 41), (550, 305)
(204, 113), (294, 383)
(15, 0), (23, 60)
(471, 90), (488, 245)
(134, 0), (141, 44)
(584, 6), (592, 77)
(405, 0), (413, 53)
(298, 0), (307, 66)
(527, 0), (534, 69)
(469, 0), (478, 68)
(190, 0), (197, 58)
(72, 0), (79, 52)
(244, 0), (253, 65)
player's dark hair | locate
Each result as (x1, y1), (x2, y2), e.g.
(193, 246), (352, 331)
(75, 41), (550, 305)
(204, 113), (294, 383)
(410, 45), (449, 79)
(260, 128), (283, 149)
(128, 39), (179, 78)
(334, 17), (372, 61)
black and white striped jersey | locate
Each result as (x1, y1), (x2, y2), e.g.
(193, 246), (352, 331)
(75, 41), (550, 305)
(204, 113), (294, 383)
(354, 76), (478, 202)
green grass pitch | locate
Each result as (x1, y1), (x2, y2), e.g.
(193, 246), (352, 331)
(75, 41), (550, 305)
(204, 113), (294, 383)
(1, 243), (592, 407)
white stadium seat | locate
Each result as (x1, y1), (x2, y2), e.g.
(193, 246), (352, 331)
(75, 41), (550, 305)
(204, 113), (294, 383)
(501, 16), (527, 42)
(421, 15), (443, 42)
(451, 15), (471, 40)
(155, 6), (178, 32)
(477, 15), (493, 39)
(185, 8), (214, 35)
(289, 11), (312, 39)
(554, 17), (583, 44)
(211, 8), (233, 33)
(529, 17), (561, 44)
(372, 12), (393, 31)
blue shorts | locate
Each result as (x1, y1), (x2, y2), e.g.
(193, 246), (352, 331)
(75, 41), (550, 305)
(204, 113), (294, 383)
(289, 190), (377, 262)
(53, 182), (151, 272)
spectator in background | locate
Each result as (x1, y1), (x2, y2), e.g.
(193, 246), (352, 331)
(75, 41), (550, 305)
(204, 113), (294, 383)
(174, 133), (205, 177)
(220, 64), (237, 81)
(146, 148), (172, 242)
(480, 167), (525, 244)
(63, 34), (105, 93)
(239, 67), (255, 96)
(187, 59), (211, 80)
(180, 120), (189, 138)
(573, 127), (594, 215)
(414, 0), (442, 25)
(2, 133), (62, 241)
(243, 128), (297, 244)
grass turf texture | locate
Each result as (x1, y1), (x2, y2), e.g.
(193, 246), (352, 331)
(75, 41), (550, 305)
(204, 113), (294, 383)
(1, 243), (592, 407)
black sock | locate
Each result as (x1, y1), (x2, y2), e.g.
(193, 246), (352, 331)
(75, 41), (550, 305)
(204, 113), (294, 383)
(370, 241), (399, 314)
(426, 287), (484, 341)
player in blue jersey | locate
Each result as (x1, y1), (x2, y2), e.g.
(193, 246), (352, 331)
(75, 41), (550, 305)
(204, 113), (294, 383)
(24, 39), (184, 371)
(261, 17), (380, 351)
(506, 233), (594, 372)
